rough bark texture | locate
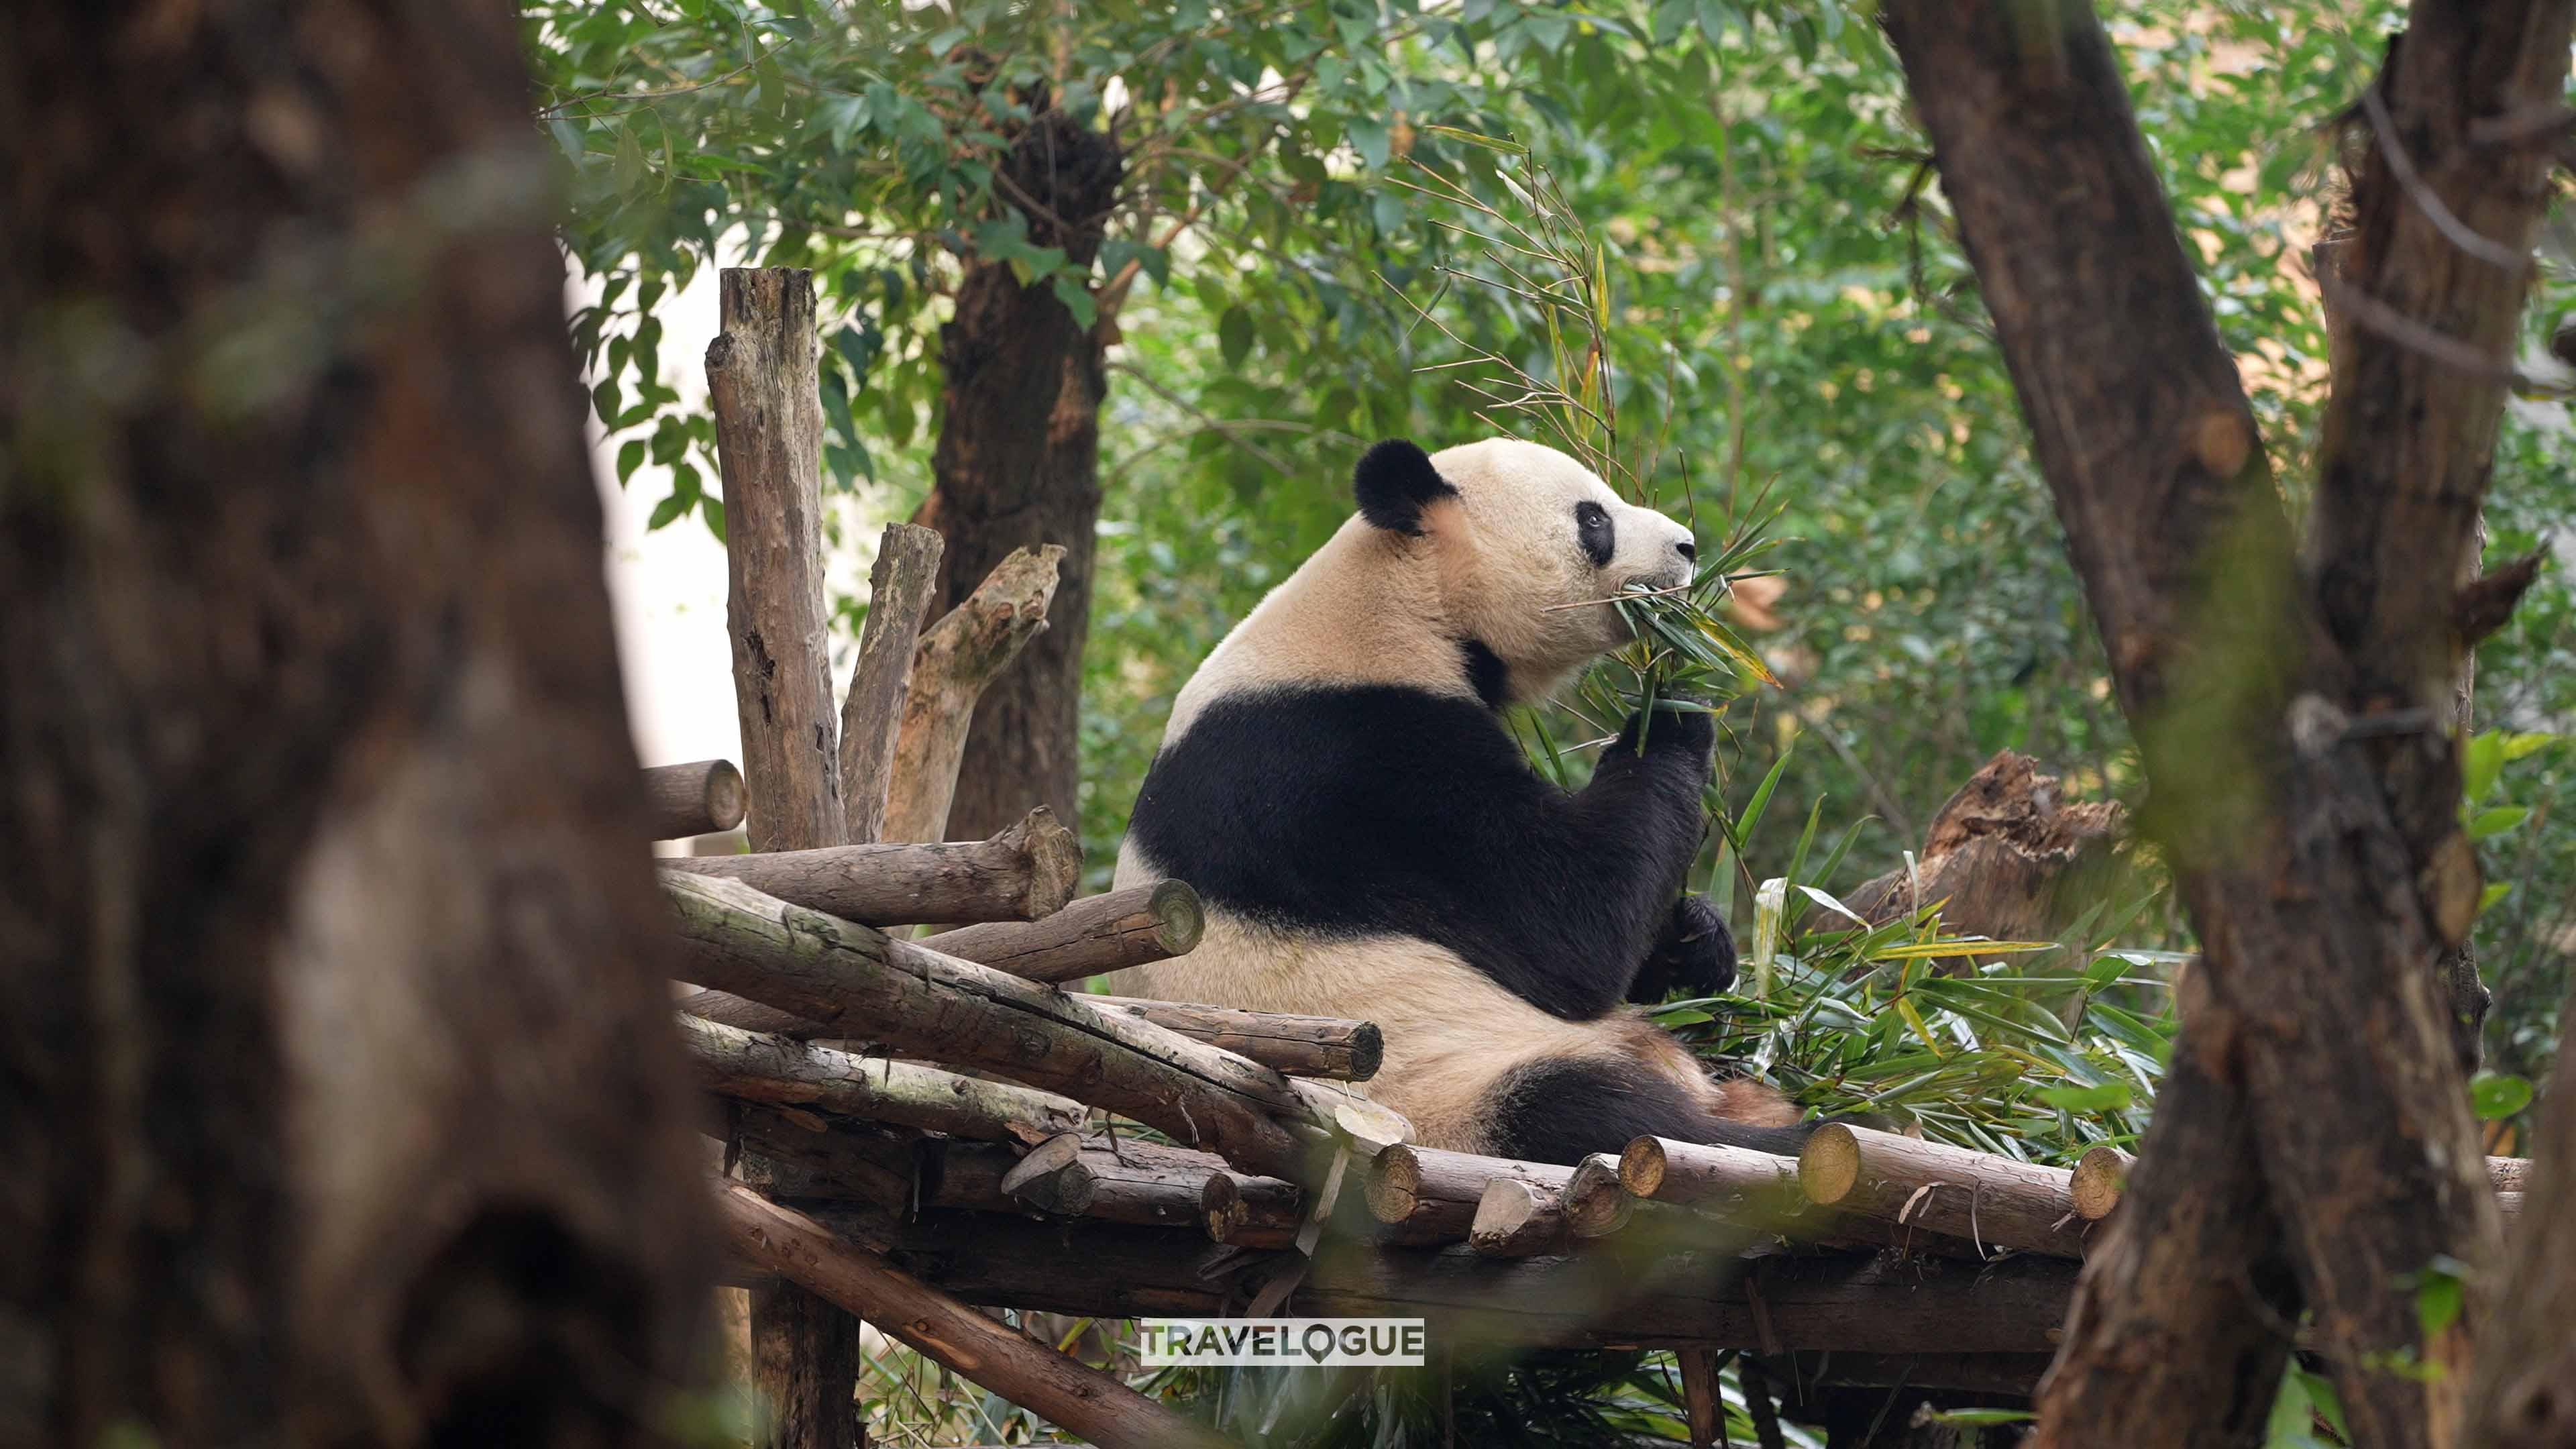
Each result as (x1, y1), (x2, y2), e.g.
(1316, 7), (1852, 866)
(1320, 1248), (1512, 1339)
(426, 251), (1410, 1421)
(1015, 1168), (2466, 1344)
(663, 871), (1328, 1181)
(710, 267), (845, 857)
(839, 522), (943, 843)
(678, 1014), (1088, 1142)
(0, 4), (713, 1442)
(1799, 1125), (2088, 1260)
(922, 880), (1204, 982)
(1087, 996), (1382, 1082)
(1878, 4), (2563, 1445)
(2469, 979), (2576, 1446)
(662, 805), (1081, 925)
(1621, 1137), (1803, 1212)
(884, 544), (1065, 844)
(918, 107), (1124, 840)
(642, 758), (749, 841)
(718, 1184), (1232, 1449)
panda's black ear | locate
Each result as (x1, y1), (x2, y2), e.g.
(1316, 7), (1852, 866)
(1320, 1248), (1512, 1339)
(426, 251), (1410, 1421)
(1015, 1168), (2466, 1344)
(1353, 439), (1457, 536)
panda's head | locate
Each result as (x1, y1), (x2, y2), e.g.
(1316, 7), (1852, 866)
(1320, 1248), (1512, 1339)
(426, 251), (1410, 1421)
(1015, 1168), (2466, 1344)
(1353, 436), (1698, 702)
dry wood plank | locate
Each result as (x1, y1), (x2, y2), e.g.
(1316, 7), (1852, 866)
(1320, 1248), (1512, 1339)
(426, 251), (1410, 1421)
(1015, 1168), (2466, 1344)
(718, 1182), (1232, 1449)
(1799, 1124), (2087, 1259)
(663, 806), (1081, 925)
(710, 267), (845, 857)
(839, 523), (944, 844)
(885, 545), (1064, 845)
(679, 1015), (1085, 1142)
(928, 881), (1205, 982)
(1088, 997), (1380, 1082)
(664, 871), (1328, 1181)
(642, 759), (747, 841)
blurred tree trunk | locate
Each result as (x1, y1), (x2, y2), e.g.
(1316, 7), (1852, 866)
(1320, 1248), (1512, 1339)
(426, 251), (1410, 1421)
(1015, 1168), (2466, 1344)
(0, 3), (714, 1445)
(1877, 2), (2566, 1447)
(918, 108), (1124, 839)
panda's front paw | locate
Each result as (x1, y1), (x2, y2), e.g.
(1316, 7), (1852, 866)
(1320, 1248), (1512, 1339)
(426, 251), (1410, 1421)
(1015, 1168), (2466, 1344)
(1614, 701), (1715, 761)
(1629, 894), (1737, 1003)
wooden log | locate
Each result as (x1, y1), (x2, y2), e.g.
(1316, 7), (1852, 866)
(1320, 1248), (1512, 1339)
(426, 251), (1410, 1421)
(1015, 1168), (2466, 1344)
(716, 1182), (1232, 1449)
(663, 871), (1327, 1181)
(853, 1211), (2082, 1355)
(1799, 1124), (2087, 1259)
(2065, 1146), (2530, 1223)
(1469, 1178), (1574, 1258)
(675, 985), (1369, 1082)
(662, 806), (1081, 926)
(839, 523), (944, 844)
(678, 1015), (1085, 1143)
(642, 759), (747, 841)
(1089, 997), (1380, 1082)
(1366, 1144), (1574, 1242)
(710, 267), (844, 856)
(1201, 1169), (1307, 1250)
(884, 545), (1065, 845)
(1564, 1153), (1637, 1238)
(731, 1108), (914, 1210)
(928, 881), (1204, 983)
(1621, 1136), (1801, 1210)
(2070, 1146), (2133, 1222)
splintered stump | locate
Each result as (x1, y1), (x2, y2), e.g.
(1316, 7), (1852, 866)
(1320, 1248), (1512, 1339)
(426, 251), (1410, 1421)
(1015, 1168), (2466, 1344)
(1843, 750), (2129, 957)
(926, 880), (1205, 981)
(1800, 1124), (2088, 1259)
(642, 759), (749, 841)
(662, 806), (1081, 925)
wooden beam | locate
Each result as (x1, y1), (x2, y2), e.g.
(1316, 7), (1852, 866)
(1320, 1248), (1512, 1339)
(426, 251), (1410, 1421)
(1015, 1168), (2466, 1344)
(1087, 997), (1380, 1082)
(641, 759), (747, 841)
(663, 871), (1328, 1181)
(662, 806), (1081, 925)
(717, 1182), (1233, 1449)
(1799, 1124), (2088, 1260)
(926, 880), (1204, 982)
(679, 1015), (1086, 1142)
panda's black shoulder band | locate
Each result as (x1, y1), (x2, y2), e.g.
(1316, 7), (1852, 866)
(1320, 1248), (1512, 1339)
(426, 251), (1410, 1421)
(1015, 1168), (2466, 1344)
(1353, 438), (1457, 535)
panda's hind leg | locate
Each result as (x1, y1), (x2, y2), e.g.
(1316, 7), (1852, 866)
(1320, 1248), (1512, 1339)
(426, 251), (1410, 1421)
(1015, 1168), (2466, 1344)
(1483, 1055), (1815, 1166)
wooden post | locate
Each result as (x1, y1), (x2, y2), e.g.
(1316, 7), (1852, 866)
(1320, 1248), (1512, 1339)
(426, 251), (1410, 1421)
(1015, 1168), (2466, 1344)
(884, 545), (1065, 843)
(642, 758), (749, 841)
(839, 523), (945, 843)
(708, 264), (859, 1449)
(710, 266), (845, 857)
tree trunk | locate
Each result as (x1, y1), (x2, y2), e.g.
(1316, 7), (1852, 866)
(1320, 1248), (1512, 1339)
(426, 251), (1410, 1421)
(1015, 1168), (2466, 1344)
(918, 108), (1124, 839)
(1876, 3), (2567, 1446)
(0, 3), (713, 1444)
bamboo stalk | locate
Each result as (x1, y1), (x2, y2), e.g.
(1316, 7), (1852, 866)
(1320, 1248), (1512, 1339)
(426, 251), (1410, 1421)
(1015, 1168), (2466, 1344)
(662, 806), (1081, 925)
(926, 880), (1205, 982)
(716, 1182), (1232, 1449)
(1799, 1124), (2088, 1259)
(641, 759), (747, 841)
(664, 871), (1328, 1181)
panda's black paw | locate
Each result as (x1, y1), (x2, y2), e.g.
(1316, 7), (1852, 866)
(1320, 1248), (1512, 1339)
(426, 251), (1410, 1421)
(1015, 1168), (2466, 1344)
(1629, 894), (1737, 1003)
(1614, 700), (1715, 760)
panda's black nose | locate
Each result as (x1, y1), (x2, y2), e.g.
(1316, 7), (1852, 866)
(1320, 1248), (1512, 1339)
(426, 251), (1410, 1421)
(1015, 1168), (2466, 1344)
(1675, 541), (1697, 562)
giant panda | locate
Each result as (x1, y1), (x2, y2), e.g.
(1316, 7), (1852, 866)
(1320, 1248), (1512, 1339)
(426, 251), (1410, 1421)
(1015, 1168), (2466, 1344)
(1109, 435), (1809, 1165)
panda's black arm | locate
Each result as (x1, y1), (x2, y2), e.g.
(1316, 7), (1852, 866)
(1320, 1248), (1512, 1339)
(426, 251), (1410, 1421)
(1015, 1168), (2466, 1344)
(1124, 688), (1713, 1021)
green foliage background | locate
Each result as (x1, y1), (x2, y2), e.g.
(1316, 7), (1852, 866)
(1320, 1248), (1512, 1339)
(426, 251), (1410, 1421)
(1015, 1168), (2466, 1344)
(534, 2), (2576, 1438)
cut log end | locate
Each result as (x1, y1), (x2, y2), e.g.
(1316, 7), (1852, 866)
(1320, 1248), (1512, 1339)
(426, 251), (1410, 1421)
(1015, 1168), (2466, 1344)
(1469, 1177), (1568, 1258)
(1365, 1145), (1426, 1224)
(1799, 1122), (1864, 1206)
(1564, 1153), (1635, 1238)
(2070, 1145), (2133, 1222)
(1620, 1138), (1670, 1198)
(1346, 1022), (1385, 1083)
(643, 759), (748, 840)
(1150, 877), (1205, 953)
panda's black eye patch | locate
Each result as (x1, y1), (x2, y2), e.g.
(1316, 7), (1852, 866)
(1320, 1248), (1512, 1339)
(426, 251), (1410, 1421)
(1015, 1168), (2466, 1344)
(1574, 501), (1615, 568)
